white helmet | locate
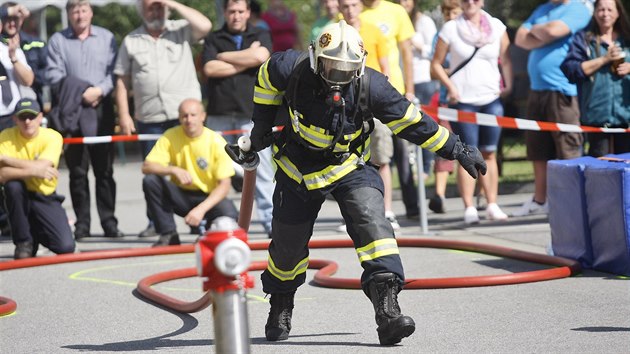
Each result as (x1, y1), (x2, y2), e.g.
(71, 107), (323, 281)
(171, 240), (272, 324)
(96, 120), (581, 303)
(309, 20), (366, 85)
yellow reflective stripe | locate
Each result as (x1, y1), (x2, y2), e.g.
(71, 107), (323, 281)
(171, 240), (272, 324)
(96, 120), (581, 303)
(273, 145), (303, 183)
(267, 255), (309, 281)
(356, 238), (400, 263)
(22, 41), (45, 51)
(303, 153), (365, 190)
(254, 86), (283, 105)
(420, 125), (449, 152)
(386, 103), (421, 134)
(289, 109), (333, 148)
(333, 130), (363, 153)
(257, 60), (278, 91)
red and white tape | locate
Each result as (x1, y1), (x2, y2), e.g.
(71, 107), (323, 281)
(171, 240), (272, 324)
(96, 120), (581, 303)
(422, 105), (630, 134)
(62, 108), (627, 145)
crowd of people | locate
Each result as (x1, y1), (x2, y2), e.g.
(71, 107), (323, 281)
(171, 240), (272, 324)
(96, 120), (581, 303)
(1, 0), (628, 347)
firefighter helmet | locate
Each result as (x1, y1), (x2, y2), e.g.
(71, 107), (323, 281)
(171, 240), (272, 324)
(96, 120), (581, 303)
(309, 20), (366, 85)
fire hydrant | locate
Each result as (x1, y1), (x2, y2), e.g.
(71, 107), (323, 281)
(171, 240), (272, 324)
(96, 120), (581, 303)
(195, 217), (254, 353)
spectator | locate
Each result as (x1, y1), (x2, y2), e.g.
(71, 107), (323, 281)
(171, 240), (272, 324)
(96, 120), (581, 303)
(46, 0), (122, 240)
(0, 2), (34, 237)
(361, 0), (419, 221)
(0, 2), (33, 131)
(310, 0), (339, 42)
(561, 0), (630, 156)
(249, 0), (269, 30)
(427, 0), (461, 214)
(262, 0), (301, 52)
(339, 0), (388, 74)
(431, 0), (512, 224)
(337, 0), (391, 232)
(142, 98), (239, 247)
(514, 0), (590, 216)
(201, 0), (273, 237)
(0, 98), (74, 260)
(114, 0), (212, 238)
(397, 0), (441, 213)
(0, 2), (46, 109)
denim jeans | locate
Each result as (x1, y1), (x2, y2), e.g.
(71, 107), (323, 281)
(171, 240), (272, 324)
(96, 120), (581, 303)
(450, 98), (503, 152)
(206, 115), (274, 234)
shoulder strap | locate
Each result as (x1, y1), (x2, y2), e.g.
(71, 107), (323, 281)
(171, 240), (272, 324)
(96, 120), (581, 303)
(448, 47), (480, 78)
(284, 52), (310, 108)
(357, 71), (373, 122)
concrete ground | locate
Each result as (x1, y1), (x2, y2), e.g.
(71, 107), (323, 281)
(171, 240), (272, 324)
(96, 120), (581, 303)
(1, 153), (629, 353)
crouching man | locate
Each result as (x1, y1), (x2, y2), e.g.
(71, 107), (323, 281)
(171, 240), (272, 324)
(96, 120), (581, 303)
(142, 98), (239, 246)
(0, 98), (74, 259)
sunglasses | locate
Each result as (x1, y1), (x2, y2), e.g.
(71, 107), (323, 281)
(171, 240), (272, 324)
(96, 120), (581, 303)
(17, 113), (38, 121)
(463, 0), (481, 3)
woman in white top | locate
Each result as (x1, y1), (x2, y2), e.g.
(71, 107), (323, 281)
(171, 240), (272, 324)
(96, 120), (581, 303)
(430, 0), (512, 224)
(398, 0), (439, 103)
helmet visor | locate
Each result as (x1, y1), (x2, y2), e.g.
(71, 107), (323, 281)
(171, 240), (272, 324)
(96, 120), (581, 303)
(319, 57), (361, 85)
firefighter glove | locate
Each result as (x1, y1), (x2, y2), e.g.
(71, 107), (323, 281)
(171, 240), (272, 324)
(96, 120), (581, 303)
(452, 138), (487, 179)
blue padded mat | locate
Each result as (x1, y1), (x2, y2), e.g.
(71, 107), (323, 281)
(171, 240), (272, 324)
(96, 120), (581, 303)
(547, 157), (611, 267)
(584, 156), (630, 276)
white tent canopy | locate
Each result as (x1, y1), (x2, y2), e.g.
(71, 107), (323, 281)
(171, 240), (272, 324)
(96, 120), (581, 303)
(22, 1), (136, 11)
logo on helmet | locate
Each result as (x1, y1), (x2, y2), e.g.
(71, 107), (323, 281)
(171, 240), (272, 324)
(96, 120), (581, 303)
(319, 33), (332, 48)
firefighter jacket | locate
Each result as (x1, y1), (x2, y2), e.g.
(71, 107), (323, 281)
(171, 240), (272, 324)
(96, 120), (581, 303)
(252, 50), (457, 192)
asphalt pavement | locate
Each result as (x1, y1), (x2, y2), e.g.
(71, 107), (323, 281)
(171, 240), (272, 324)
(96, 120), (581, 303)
(1, 152), (629, 353)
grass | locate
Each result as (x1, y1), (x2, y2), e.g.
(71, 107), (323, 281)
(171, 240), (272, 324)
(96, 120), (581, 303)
(393, 134), (534, 189)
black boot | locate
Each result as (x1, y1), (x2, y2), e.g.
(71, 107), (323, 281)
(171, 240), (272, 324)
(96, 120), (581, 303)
(367, 273), (416, 345)
(14, 241), (34, 260)
(152, 232), (180, 247)
(265, 291), (295, 341)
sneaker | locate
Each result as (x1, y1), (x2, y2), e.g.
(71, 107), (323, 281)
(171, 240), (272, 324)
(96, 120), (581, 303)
(139, 224), (157, 238)
(464, 206), (479, 225)
(428, 195), (446, 214)
(486, 203), (508, 221)
(512, 197), (549, 217)
(385, 211), (400, 231)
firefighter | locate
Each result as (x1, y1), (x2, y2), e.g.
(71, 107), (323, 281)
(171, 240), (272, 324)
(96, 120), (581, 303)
(248, 20), (486, 345)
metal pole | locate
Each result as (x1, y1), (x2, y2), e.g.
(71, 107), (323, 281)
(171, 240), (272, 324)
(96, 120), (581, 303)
(415, 145), (429, 234)
(212, 289), (251, 354)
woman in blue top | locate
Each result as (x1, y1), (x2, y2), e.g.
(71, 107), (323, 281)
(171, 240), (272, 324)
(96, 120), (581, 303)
(561, 0), (630, 157)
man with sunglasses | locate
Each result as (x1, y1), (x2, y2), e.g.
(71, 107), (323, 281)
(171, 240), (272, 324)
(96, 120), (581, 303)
(0, 98), (75, 259)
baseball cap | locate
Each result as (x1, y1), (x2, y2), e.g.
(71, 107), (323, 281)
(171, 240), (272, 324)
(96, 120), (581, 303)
(14, 98), (41, 117)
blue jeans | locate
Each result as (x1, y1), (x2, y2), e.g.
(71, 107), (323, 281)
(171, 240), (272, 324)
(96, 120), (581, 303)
(450, 99), (503, 152)
(136, 119), (180, 159)
(206, 115), (274, 234)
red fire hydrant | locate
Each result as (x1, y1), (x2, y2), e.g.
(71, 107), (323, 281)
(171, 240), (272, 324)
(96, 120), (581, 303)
(195, 217), (254, 353)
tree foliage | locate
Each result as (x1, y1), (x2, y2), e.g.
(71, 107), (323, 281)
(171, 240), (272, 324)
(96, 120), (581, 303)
(39, 0), (630, 47)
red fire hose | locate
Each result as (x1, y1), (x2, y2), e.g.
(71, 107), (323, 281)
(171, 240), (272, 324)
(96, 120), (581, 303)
(0, 238), (580, 317)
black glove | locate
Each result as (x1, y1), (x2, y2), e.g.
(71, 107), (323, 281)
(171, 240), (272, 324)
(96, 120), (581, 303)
(452, 138), (487, 179)
(249, 123), (274, 152)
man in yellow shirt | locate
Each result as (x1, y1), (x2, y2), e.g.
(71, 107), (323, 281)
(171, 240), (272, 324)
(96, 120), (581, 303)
(0, 98), (74, 259)
(142, 98), (239, 247)
(361, 0), (421, 221)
